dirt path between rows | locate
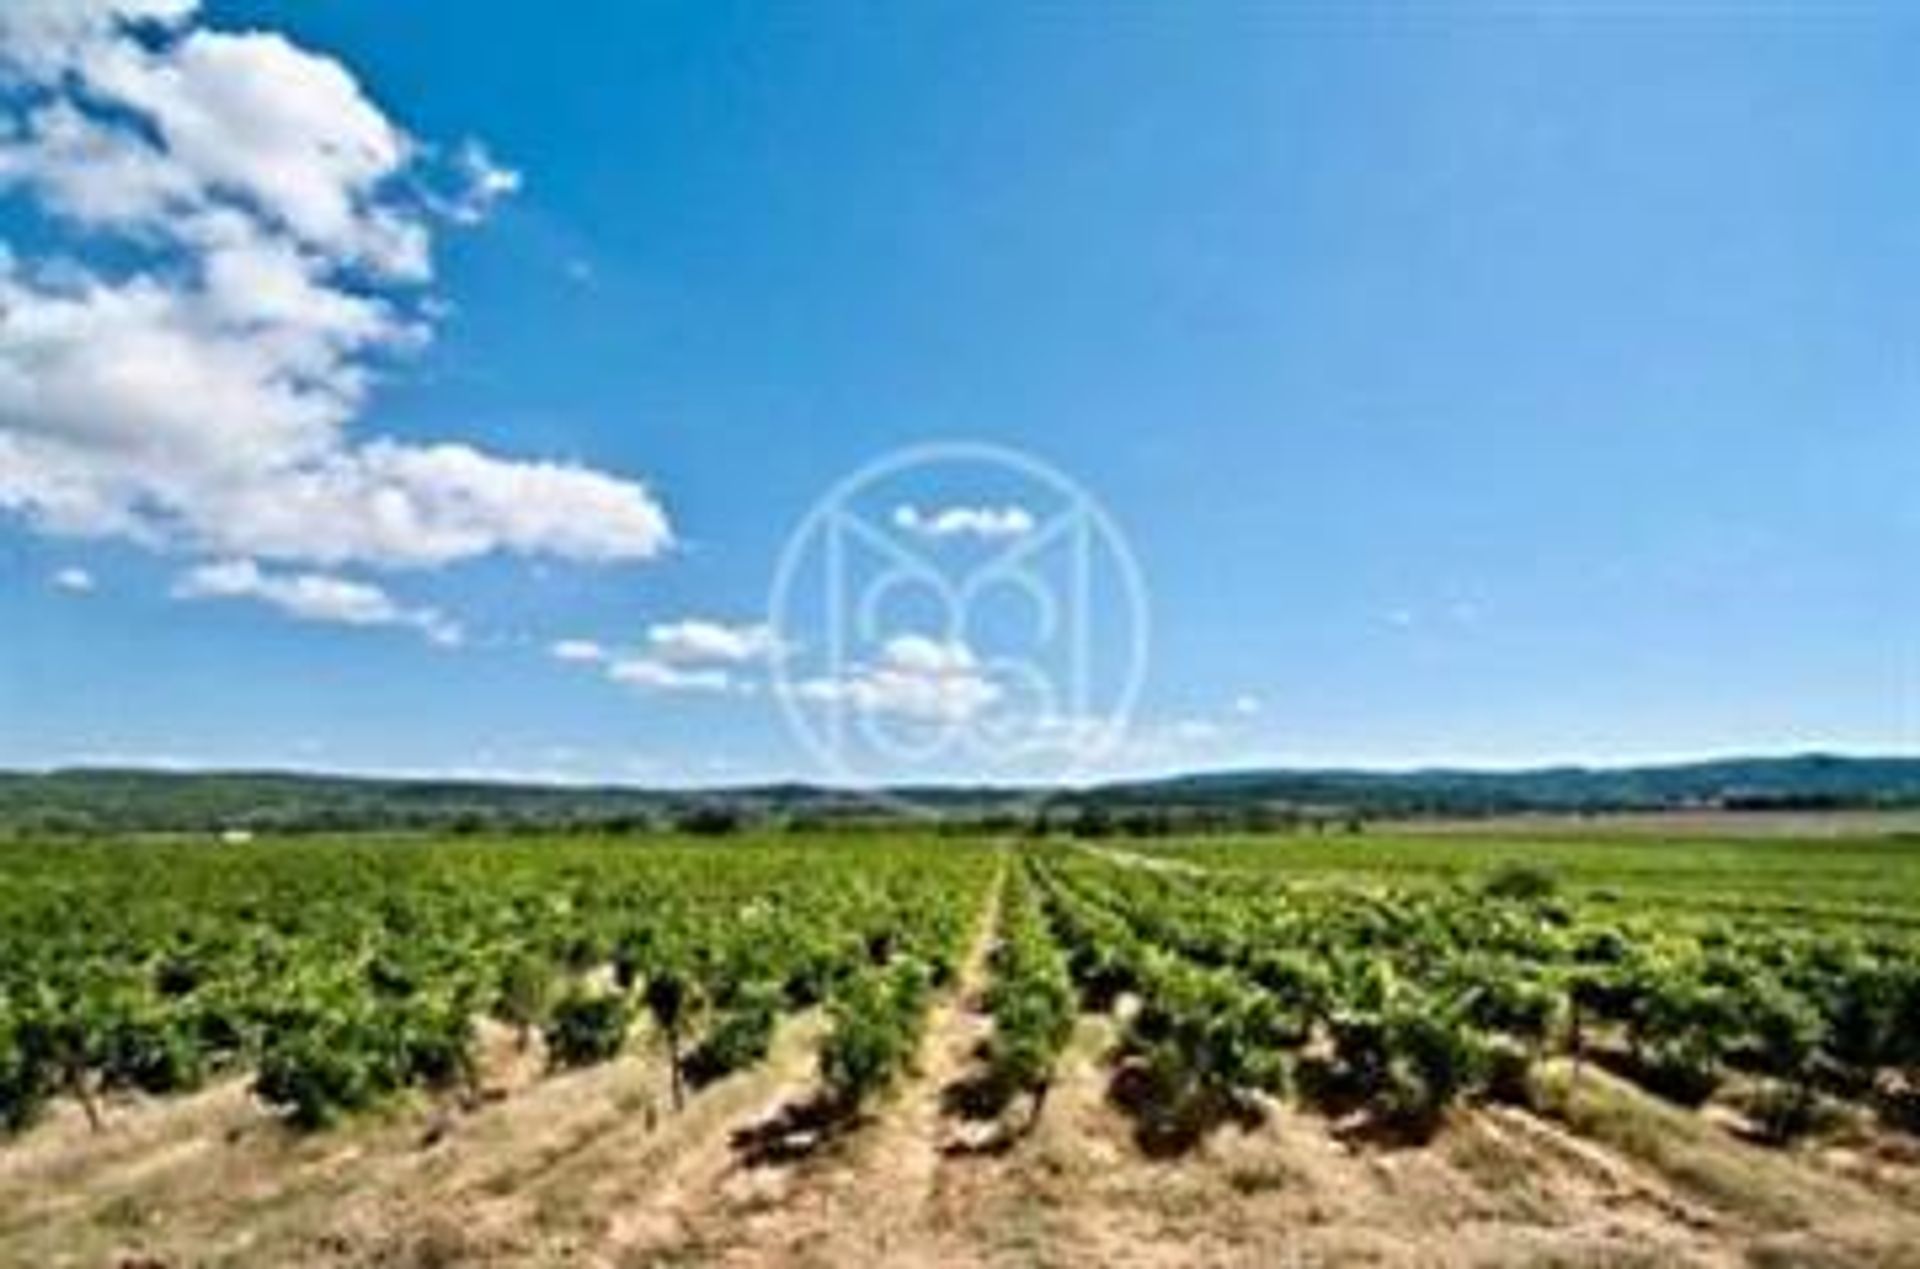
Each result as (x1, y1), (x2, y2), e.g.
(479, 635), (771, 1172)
(0, 1008), (852, 1268)
(889, 1006), (1748, 1268)
(613, 851), (1009, 1268)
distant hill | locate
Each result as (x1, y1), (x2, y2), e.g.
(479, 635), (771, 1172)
(1, 753), (1918, 835)
(0, 767), (1030, 835)
(0, 768), (678, 835)
(1077, 753), (1920, 817)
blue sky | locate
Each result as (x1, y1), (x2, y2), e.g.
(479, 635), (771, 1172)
(1, 1), (1914, 784)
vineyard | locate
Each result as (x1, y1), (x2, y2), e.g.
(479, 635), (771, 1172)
(4, 830), (1920, 1266)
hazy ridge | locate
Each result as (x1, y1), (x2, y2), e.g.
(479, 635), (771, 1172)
(3, 752), (1917, 833)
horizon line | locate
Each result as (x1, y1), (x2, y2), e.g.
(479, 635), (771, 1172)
(5, 745), (1916, 796)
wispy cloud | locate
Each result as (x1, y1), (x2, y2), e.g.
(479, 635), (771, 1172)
(646, 619), (782, 665)
(50, 565), (94, 593)
(606, 656), (736, 694)
(173, 558), (462, 646)
(549, 638), (607, 664)
(891, 503), (1035, 541)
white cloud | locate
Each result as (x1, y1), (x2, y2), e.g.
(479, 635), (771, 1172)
(0, 3), (201, 75)
(607, 656), (735, 694)
(790, 634), (1001, 724)
(647, 619), (781, 665)
(1231, 693), (1262, 716)
(0, 2), (673, 573)
(878, 634), (977, 677)
(0, 10), (427, 275)
(50, 565), (94, 593)
(892, 503), (1035, 541)
(438, 140), (521, 226)
(182, 441), (673, 569)
(550, 638), (607, 664)
(173, 558), (462, 646)
(550, 617), (778, 696)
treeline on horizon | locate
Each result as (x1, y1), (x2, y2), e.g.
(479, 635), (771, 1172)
(1, 754), (1917, 838)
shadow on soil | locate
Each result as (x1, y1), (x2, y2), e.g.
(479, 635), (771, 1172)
(941, 1067), (1014, 1122)
(937, 1069), (1047, 1159)
(1106, 1061), (1268, 1158)
(729, 1093), (861, 1169)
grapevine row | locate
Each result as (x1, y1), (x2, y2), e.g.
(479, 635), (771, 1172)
(978, 859), (1076, 1116)
(0, 836), (994, 1132)
(1034, 847), (1920, 1143)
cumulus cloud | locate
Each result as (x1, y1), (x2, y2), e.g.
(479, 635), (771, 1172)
(549, 617), (777, 696)
(891, 504), (1035, 541)
(789, 634), (1001, 724)
(50, 565), (94, 592)
(646, 619), (781, 665)
(173, 558), (462, 646)
(0, 1), (671, 577)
